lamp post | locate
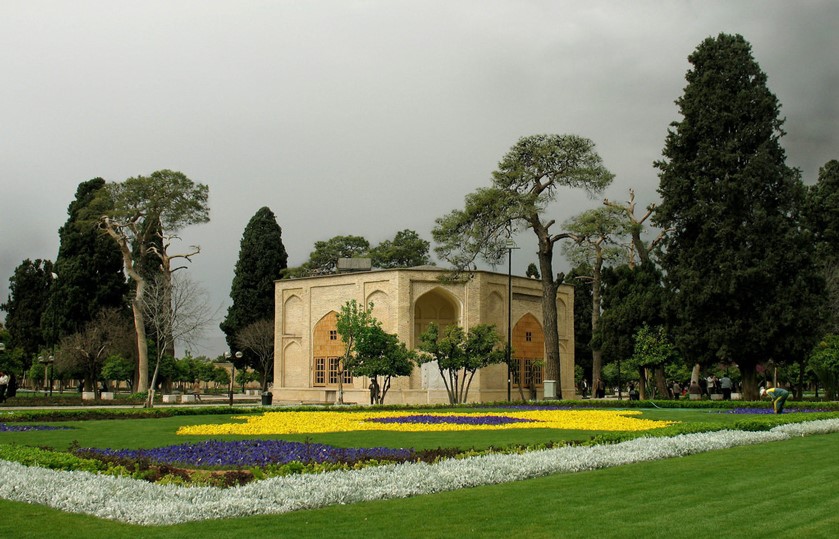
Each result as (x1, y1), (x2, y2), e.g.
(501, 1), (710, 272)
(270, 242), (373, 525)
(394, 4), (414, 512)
(38, 355), (54, 397)
(49, 272), (58, 397)
(505, 238), (519, 402)
(224, 351), (242, 407)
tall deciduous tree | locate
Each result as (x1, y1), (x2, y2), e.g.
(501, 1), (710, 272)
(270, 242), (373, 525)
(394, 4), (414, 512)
(235, 318), (275, 391)
(221, 206), (287, 372)
(629, 324), (680, 399)
(335, 299), (377, 404)
(599, 263), (668, 398)
(654, 34), (825, 399)
(98, 170), (209, 393)
(369, 229), (433, 269)
(417, 322), (505, 404)
(56, 307), (134, 399)
(352, 324), (415, 404)
(46, 178), (128, 341)
(561, 206), (628, 392)
(141, 272), (215, 406)
(433, 134), (614, 397)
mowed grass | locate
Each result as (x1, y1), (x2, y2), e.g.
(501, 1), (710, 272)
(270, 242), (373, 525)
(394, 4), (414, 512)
(0, 431), (836, 538)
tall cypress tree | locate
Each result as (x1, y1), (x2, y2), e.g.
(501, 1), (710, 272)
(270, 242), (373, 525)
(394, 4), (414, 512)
(221, 207), (288, 369)
(46, 179), (128, 340)
(806, 160), (839, 331)
(1, 259), (54, 363)
(654, 34), (825, 399)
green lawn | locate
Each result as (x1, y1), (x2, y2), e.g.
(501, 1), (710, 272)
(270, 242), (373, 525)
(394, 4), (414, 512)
(0, 431), (835, 538)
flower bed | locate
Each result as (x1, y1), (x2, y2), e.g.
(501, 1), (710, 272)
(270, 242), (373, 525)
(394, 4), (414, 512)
(0, 418), (837, 525)
(177, 409), (675, 436)
(79, 439), (415, 467)
(727, 407), (830, 414)
(0, 423), (73, 432)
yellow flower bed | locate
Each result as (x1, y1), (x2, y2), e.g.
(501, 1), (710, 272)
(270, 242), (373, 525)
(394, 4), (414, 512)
(177, 410), (674, 436)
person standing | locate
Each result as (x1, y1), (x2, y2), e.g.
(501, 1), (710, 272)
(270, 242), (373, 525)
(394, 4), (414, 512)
(760, 386), (790, 414)
(595, 378), (605, 399)
(720, 374), (733, 400)
(672, 380), (681, 400)
(368, 378), (380, 405)
(0, 371), (8, 403)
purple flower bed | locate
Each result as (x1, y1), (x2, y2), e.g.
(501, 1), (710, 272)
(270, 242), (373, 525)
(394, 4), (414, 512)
(492, 405), (575, 411)
(727, 408), (829, 414)
(79, 439), (415, 467)
(0, 423), (73, 432)
(366, 414), (539, 425)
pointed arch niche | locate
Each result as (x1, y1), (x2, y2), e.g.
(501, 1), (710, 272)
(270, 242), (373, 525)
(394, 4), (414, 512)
(413, 288), (460, 347)
(511, 313), (544, 389)
(312, 311), (351, 387)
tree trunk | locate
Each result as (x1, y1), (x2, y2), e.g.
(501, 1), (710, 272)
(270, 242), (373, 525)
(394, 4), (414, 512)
(591, 350), (602, 397)
(590, 247), (604, 394)
(536, 230), (562, 397)
(740, 366), (759, 401)
(690, 363), (701, 386)
(102, 221), (150, 393)
(131, 281), (149, 393)
(638, 367), (648, 400)
(337, 360), (344, 404)
(654, 367), (668, 399)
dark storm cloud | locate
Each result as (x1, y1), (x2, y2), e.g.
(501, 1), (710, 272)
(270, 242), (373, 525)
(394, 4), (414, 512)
(1, 1), (836, 354)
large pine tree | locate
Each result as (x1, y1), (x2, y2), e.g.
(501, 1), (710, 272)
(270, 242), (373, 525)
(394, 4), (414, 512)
(654, 34), (825, 399)
(221, 207), (288, 370)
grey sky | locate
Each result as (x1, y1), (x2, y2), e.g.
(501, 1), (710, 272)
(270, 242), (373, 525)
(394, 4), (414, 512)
(2, 1), (837, 357)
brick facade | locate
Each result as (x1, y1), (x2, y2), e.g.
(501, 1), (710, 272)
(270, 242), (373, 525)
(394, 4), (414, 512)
(273, 267), (574, 404)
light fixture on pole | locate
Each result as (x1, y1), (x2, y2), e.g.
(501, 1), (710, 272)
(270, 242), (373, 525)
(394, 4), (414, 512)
(38, 355), (54, 397)
(224, 351), (242, 407)
(505, 238), (519, 402)
(50, 272), (58, 396)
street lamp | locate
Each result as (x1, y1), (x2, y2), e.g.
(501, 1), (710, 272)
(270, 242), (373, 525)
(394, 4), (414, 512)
(49, 272), (58, 396)
(38, 355), (54, 397)
(505, 238), (519, 402)
(223, 351), (242, 407)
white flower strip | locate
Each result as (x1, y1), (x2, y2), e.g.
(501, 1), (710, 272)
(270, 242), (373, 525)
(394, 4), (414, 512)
(0, 419), (837, 526)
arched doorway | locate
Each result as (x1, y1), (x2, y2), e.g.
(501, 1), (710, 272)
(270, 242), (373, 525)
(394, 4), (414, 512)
(413, 288), (460, 346)
(511, 314), (544, 396)
(312, 311), (351, 387)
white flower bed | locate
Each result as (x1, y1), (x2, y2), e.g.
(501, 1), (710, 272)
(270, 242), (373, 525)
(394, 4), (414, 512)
(0, 419), (837, 526)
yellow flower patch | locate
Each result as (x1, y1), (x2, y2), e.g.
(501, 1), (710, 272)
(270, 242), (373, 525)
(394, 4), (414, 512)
(176, 410), (674, 436)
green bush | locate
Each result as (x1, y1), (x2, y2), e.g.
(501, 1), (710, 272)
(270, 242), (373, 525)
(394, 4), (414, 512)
(0, 443), (106, 472)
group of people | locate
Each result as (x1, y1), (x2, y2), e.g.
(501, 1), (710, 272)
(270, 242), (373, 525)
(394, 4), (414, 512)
(670, 374), (735, 400)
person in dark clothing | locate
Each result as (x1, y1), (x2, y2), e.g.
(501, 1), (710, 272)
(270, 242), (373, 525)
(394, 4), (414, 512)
(368, 378), (380, 405)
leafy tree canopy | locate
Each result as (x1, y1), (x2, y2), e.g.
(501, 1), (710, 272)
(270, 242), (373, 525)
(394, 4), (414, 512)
(808, 334), (839, 400)
(369, 229), (432, 269)
(286, 235), (370, 277)
(417, 322), (504, 404)
(433, 134), (613, 389)
(352, 324), (415, 404)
